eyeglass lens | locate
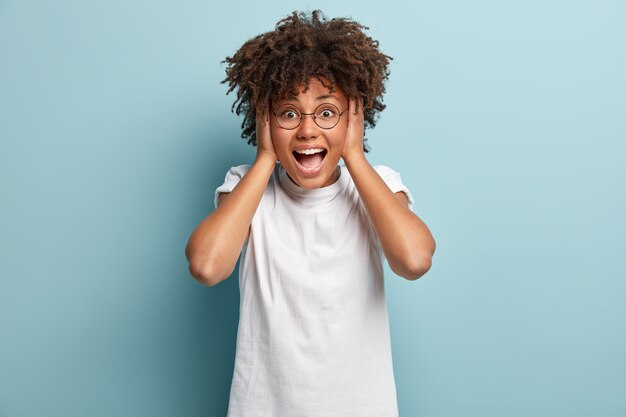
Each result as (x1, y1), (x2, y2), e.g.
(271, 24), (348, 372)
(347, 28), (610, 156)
(274, 103), (341, 130)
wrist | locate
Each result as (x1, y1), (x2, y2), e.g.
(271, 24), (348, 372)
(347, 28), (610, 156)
(255, 148), (277, 162)
(342, 150), (367, 166)
(254, 151), (277, 167)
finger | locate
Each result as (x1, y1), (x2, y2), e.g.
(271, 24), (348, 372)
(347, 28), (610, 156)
(347, 98), (355, 126)
(255, 109), (270, 136)
(257, 108), (273, 145)
(348, 98), (363, 125)
(346, 98), (354, 125)
(263, 117), (271, 139)
(357, 98), (365, 122)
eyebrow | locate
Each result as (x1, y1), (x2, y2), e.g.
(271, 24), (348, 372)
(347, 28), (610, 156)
(315, 94), (338, 100)
(282, 94), (339, 102)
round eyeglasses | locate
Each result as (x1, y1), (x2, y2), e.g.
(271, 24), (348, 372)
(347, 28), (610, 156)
(271, 103), (347, 130)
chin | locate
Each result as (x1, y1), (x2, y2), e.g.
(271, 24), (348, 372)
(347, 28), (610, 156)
(286, 162), (341, 189)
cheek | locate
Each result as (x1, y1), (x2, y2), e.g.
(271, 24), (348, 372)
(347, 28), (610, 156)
(329, 129), (348, 151)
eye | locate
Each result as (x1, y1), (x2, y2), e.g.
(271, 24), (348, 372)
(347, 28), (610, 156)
(317, 107), (337, 119)
(280, 109), (299, 119)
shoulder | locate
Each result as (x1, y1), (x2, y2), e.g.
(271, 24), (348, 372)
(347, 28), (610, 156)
(372, 164), (415, 210)
(224, 164), (251, 178)
(372, 164), (402, 179)
(214, 165), (253, 209)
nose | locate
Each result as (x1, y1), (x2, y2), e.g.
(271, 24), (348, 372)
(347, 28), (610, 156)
(296, 113), (319, 140)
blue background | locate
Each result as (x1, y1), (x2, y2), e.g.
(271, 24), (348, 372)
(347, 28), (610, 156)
(1, 1), (625, 416)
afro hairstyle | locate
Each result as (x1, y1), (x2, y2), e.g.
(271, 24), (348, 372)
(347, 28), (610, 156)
(221, 10), (392, 152)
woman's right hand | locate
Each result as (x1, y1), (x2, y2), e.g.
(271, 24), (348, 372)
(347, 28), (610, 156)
(255, 109), (277, 163)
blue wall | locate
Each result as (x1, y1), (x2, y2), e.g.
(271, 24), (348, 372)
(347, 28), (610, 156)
(1, 1), (625, 416)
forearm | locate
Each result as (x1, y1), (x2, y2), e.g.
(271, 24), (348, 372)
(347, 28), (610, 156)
(185, 155), (276, 285)
(343, 154), (436, 279)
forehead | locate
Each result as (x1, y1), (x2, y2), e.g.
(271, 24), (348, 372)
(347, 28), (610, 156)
(279, 78), (347, 102)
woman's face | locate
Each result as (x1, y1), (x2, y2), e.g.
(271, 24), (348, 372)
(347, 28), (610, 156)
(269, 78), (349, 189)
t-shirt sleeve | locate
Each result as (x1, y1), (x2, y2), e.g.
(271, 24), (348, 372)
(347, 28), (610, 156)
(214, 165), (251, 209)
(373, 165), (415, 211)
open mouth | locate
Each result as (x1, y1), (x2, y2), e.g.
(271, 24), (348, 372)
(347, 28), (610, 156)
(292, 148), (327, 174)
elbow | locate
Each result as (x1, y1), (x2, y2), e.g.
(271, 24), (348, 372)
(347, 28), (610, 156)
(393, 253), (432, 281)
(185, 242), (236, 286)
(187, 261), (233, 287)
(392, 231), (436, 280)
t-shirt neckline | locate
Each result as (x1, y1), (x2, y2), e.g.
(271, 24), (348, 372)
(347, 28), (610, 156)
(277, 163), (349, 200)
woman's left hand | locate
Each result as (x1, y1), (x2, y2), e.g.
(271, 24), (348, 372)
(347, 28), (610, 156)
(341, 97), (366, 163)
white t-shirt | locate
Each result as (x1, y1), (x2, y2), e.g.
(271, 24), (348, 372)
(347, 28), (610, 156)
(214, 162), (414, 417)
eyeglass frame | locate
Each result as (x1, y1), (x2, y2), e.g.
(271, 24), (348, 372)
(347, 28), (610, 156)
(270, 103), (348, 130)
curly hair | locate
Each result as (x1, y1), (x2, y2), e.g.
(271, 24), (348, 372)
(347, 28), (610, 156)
(221, 10), (392, 152)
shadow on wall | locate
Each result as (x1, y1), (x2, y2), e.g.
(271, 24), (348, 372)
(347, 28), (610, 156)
(182, 119), (252, 415)
(195, 264), (241, 416)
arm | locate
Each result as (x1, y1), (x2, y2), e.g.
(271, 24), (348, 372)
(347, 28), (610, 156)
(342, 99), (436, 280)
(185, 113), (277, 286)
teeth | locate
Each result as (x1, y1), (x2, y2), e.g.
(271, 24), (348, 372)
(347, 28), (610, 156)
(295, 148), (325, 155)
